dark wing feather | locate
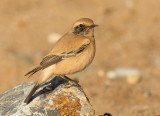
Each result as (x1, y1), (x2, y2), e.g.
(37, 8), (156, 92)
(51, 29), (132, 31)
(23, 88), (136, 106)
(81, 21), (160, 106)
(40, 55), (62, 68)
(25, 55), (62, 78)
(76, 42), (90, 54)
(25, 67), (42, 78)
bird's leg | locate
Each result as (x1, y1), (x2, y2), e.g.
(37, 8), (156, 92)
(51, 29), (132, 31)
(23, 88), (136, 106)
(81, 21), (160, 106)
(44, 76), (79, 92)
(62, 75), (89, 101)
(43, 86), (53, 93)
(61, 75), (82, 90)
(63, 75), (79, 84)
(42, 81), (54, 93)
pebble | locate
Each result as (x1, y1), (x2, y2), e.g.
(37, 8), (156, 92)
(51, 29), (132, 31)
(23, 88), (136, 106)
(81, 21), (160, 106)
(47, 33), (61, 43)
(126, 75), (141, 84)
(97, 69), (105, 77)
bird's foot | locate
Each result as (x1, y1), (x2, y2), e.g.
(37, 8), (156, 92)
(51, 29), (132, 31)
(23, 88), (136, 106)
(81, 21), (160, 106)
(42, 85), (53, 94)
(61, 76), (86, 94)
(63, 76), (79, 83)
(62, 76), (80, 87)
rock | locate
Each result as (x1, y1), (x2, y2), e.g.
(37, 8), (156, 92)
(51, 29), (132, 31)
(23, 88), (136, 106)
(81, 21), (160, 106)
(107, 67), (140, 79)
(107, 67), (141, 84)
(97, 69), (105, 77)
(0, 76), (95, 116)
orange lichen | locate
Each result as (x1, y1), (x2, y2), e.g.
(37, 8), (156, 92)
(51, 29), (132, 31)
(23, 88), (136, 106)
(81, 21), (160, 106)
(54, 93), (82, 116)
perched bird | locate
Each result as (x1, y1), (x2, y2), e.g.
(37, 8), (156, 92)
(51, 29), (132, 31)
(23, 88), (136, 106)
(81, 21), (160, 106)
(24, 18), (98, 104)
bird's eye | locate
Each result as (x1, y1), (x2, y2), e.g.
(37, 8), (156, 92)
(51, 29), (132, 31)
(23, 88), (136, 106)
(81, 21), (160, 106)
(79, 24), (84, 27)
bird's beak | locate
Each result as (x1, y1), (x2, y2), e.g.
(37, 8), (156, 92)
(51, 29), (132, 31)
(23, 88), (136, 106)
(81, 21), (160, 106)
(93, 24), (99, 27)
(90, 24), (98, 28)
(89, 24), (98, 28)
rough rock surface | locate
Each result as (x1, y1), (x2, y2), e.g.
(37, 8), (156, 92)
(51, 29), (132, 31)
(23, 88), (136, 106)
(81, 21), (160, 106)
(0, 76), (95, 116)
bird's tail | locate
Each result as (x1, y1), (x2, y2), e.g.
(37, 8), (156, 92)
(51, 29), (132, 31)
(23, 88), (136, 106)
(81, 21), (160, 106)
(25, 66), (42, 78)
(24, 83), (39, 104)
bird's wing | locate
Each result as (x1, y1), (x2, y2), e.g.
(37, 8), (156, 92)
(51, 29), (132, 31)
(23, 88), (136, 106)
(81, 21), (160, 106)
(41, 39), (90, 65)
(40, 55), (62, 68)
(25, 39), (90, 78)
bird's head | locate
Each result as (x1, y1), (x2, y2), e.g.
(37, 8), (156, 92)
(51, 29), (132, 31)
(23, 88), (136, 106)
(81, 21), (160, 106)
(71, 18), (98, 36)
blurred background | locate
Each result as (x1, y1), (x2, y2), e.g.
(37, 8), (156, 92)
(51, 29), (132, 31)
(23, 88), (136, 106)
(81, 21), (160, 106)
(0, 0), (160, 115)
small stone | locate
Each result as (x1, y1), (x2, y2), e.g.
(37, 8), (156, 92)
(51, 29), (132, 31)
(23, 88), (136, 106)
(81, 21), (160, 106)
(107, 67), (140, 79)
(47, 33), (61, 43)
(97, 69), (105, 77)
(126, 75), (141, 84)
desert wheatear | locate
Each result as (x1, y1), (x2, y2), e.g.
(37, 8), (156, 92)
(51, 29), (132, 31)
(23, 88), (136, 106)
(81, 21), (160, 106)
(24, 18), (98, 104)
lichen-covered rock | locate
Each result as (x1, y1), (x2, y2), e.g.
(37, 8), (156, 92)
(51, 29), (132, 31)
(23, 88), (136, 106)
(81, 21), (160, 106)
(0, 76), (95, 116)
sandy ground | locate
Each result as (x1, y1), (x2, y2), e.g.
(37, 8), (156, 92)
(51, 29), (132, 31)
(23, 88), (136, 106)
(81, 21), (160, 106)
(0, 0), (160, 115)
